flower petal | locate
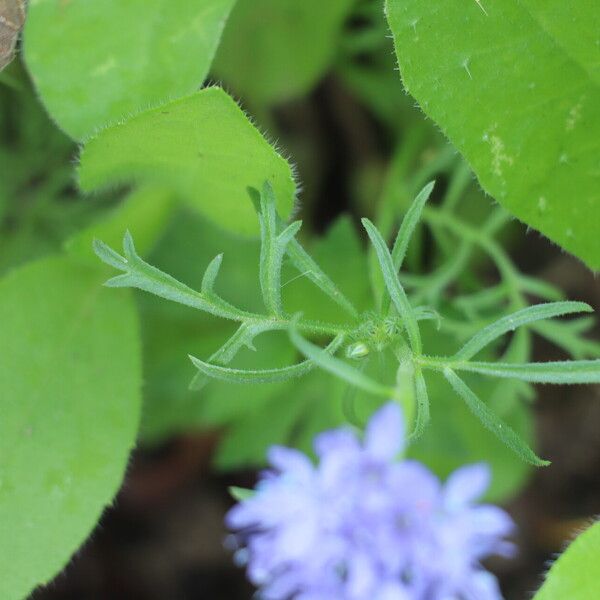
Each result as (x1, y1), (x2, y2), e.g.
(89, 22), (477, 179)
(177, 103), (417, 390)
(375, 581), (411, 600)
(314, 427), (359, 458)
(268, 445), (314, 481)
(365, 402), (405, 460)
(444, 463), (490, 509)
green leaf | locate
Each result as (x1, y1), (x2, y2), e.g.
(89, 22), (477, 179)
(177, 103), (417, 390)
(381, 182), (435, 315)
(284, 223), (359, 319)
(409, 322), (533, 502)
(94, 232), (257, 322)
(189, 335), (344, 384)
(212, 0), (354, 105)
(386, 0), (600, 269)
(283, 215), (367, 322)
(0, 256), (141, 599)
(24, 0), (235, 139)
(391, 182), (435, 273)
(79, 88), (297, 236)
(258, 183), (302, 316)
(289, 324), (394, 398)
(127, 209), (274, 443)
(189, 322), (277, 391)
(362, 218), (422, 354)
(443, 369), (549, 466)
(534, 520), (600, 600)
(65, 186), (176, 267)
(454, 301), (593, 360)
(451, 359), (600, 384)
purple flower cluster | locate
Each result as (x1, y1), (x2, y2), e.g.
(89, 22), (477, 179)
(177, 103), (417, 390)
(226, 403), (515, 600)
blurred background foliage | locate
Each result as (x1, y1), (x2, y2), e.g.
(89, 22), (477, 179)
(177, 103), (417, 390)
(1, 0), (599, 598)
(1, 0), (598, 501)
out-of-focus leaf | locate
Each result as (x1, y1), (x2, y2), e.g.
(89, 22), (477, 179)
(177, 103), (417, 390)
(24, 0), (235, 139)
(214, 386), (307, 469)
(534, 520), (600, 600)
(213, 0), (354, 105)
(0, 256), (141, 599)
(65, 186), (175, 267)
(78, 88), (297, 235)
(454, 302), (593, 360)
(386, 0), (600, 269)
(0, 71), (109, 274)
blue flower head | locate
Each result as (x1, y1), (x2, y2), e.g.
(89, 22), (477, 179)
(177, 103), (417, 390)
(226, 403), (516, 600)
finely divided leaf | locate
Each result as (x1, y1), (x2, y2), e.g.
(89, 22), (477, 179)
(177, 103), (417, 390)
(455, 359), (600, 385)
(362, 218), (422, 354)
(391, 181), (435, 272)
(285, 231), (359, 318)
(258, 183), (302, 315)
(444, 369), (549, 466)
(454, 301), (593, 360)
(248, 185), (359, 318)
(382, 182), (435, 315)
(94, 233), (257, 321)
(190, 335), (345, 385)
(290, 324), (394, 398)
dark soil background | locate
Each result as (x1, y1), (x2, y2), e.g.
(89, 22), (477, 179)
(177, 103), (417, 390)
(30, 78), (600, 600)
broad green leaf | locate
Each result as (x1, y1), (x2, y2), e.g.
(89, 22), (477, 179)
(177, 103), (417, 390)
(65, 186), (176, 267)
(78, 88), (297, 235)
(24, 0), (235, 140)
(534, 520), (600, 600)
(0, 256), (141, 599)
(212, 0), (354, 105)
(386, 0), (600, 269)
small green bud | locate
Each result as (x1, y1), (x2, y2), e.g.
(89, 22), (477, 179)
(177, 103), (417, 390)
(346, 342), (370, 359)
